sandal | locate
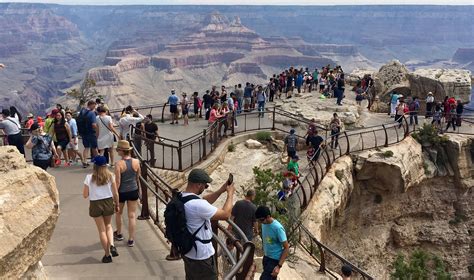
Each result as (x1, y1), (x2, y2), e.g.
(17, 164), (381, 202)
(165, 254), (181, 261)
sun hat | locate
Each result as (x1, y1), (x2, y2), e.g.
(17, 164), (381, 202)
(27, 113), (34, 118)
(92, 155), (107, 167)
(428, 92), (433, 95)
(188, 168), (213, 184)
(116, 140), (133, 151)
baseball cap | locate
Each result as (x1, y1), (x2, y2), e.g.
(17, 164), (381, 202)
(341, 264), (353, 277)
(292, 155), (299, 160)
(255, 206), (271, 220)
(290, 128), (295, 134)
(92, 155), (107, 167)
(29, 123), (40, 132)
(188, 169), (213, 184)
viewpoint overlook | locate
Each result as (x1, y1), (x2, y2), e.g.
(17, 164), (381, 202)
(0, 3), (473, 280)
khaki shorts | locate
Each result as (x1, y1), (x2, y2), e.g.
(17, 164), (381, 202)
(89, 197), (114, 218)
(67, 137), (79, 150)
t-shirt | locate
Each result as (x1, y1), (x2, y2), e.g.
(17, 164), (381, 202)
(235, 88), (244, 99)
(209, 109), (218, 123)
(181, 192), (217, 260)
(244, 86), (253, 98)
(287, 160), (299, 175)
(256, 91), (266, 102)
(306, 135), (324, 150)
(262, 219), (287, 261)
(390, 93), (399, 104)
(80, 108), (97, 135)
(144, 122), (158, 139)
(168, 94), (179, 106)
(84, 174), (113, 201)
(284, 134), (298, 151)
(31, 135), (53, 160)
(0, 117), (21, 135)
(44, 117), (55, 135)
(68, 118), (78, 137)
(231, 200), (257, 240)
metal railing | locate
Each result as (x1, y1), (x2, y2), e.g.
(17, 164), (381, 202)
(130, 124), (256, 280)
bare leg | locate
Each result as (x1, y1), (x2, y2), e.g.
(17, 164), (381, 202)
(104, 215), (114, 247)
(115, 203), (125, 234)
(94, 216), (110, 256)
(127, 200), (138, 241)
(109, 147), (115, 166)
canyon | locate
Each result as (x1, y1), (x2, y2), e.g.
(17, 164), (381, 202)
(0, 4), (473, 113)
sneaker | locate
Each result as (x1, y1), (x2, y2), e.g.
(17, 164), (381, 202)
(110, 245), (119, 257)
(114, 231), (124, 241)
(101, 255), (112, 263)
(127, 240), (134, 247)
(64, 162), (71, 167)
(55, 159), (61, 166)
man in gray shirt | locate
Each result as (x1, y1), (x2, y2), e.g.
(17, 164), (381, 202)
(235, 84), (244, 114)
(229, 189), (257, 241)
(0, 109), (25, 156)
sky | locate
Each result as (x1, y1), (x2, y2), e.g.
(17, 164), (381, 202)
(1, 0), (473, 5)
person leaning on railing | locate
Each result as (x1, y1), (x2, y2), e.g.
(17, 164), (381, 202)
(0, 108), (25, 156)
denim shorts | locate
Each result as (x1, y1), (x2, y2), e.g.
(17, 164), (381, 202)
(82, 134), (98, 149)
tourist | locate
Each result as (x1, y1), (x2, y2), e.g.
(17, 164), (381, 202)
(25, 123), (58, 170)
(235, 84), (244, 113)
(9, 106), (22, 124)
(142, 114), (159, 166)
(330, 113), (341, 149)
(25, 113), (35, 129)
(306, 118), (317, 138)
(389, 91), (400, 117)
(114, 140), (141, 247)
(193, 92), (201, 121)
(277, 179), (292, 202)
(395, 99), (406, 129)
(442, 96), (450, 120)
(44, 109), (58, 136)
(37, 116), (45, 128)
(65, 111), (85, 166)
(318, 75), (326, 93)
(287, 155), (300, 178)
(268, 78), (276, 102)
(203, 90), (212, 120)
(244, 82), (253, 112)
(228, 189), (257, 241)
(341, 264), (353, 280)
(431, 103), (442, 130)
(425, 92), (434, 118)
(51, 111), (72, 166)
(256, 85), (266, 118)
(97, 106), (119, 166)
(306, 129), (324, 161)
(219, 102), (230, 138)
(255, 205), (289, 280)
(79, 100), (98, 167)
(180, 92), (189, 126)
(445, 103), (457, 132)
(295, 71), (303, 93)
(408, 97), (420, 126)
(168, 89), (179, 124)
(180, 168), (235, 280)
(83, 155), (120, 263)
(284, 128), (298, 163)
(336, 73), (345, 106)
(208, 103), (221, 140)
(118, 106), (144, 140)
(456, 100), (464, 127)
(231, 93), (238, 127)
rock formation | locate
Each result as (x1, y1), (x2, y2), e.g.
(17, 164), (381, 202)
(0, 146), (60, 279)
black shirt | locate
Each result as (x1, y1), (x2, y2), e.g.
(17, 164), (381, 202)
(144, 122), (158, 139)
(231, 199), (257, 241)
(306, 135), (324, 149)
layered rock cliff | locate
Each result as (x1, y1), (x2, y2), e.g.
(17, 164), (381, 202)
(0, 146), (60, 279)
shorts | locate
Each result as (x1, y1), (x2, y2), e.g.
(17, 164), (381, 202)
(170, 105), (178, 114)
(67, 138), (79, 150)
(319, 84), (325, 90)
(183, 108), (189, 115)
(119, 189), (139, 203)
(82, 134), (98, 149)
(244, 97), (251, 106)
(183, 256), (217, 280)
(33, 158), (51, 171)
(89, 197), (114, 218)
(55, 139), (70, 150)
(287, 150), (296, 158)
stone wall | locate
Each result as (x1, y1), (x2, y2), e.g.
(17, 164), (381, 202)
(0, 147), (59, 279)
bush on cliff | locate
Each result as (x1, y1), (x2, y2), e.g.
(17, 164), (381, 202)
(412, 123), (448, 146)
(391, 250), (451, 280)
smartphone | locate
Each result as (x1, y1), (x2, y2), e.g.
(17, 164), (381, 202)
(227, 173), (233, 185)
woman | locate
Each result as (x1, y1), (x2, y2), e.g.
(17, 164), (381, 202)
(395, 100), (406, 129)
(83, 155), (120, 263)
(114, 140), (141, 247)
(208, 104), (222, 143)
(181, 92), (189, 126)
(52, 111), (72, 166)
(25, 123), (58, 170)
(456, 100), (464, 127)
(445, 103), (457, 132)
(219, 102), (230, 138)
(97, 106), (119, 166)
(9, 106), (22, 124)
(330, 113), (341, 149)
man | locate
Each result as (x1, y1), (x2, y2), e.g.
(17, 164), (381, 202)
(228, 189), (257, 241)
(243, 82), (253, 112)
(255, 206), (289, 280)
(306, 129), (324, 161)
(408, 96), (420, 126)
(181, 169), (235, 280)
(143, 114), (159, 166)
(235, 84), (244, 114)
(79, 100), (98, 167)
(25, 113), (35, 129)
(284, 128), (298, 162)
(256, 85), (266, 118)
(335, 73), (345, 106)
(389, 91), (400, 117)
(65, 111), (84, 165)
(0, 109), (25, 156)
(341, 264), (353, 280)
(119, 106), (144, 140)
(203, 90), (212, 120)
(168, 89), (179, 124)
(425, 92), (434, 118)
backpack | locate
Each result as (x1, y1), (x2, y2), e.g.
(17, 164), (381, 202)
(164, 192), (212, 255)
(76, 109), (90, 136)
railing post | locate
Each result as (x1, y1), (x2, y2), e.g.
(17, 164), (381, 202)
(211, 220), (219, 276)
(343, 131), (350, 155)
(178, 140), (183, 171)
(318, 244), (326, 273)
(202, 129), (207, 159)
(272, 106), (276, 130)
(231, 112), (235, 136)
(403, 116), (410, 137)
(382, 124), (389, 147)
(138, 162), (150, 220)
(161, 103), (167, 123)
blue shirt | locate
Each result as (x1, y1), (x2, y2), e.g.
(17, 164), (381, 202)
(68, 118), (78, 137)
(244, 86), (253, 98)
(390, 93), (399, 104)
(262, 220), (287, 260)
(168, 94), (179, 106)
(31, 135), (53, 160)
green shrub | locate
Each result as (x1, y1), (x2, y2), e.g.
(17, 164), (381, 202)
(255, 131), (272, 142)
(423, 163), (431, 175)
(382, 150), (394, 158)
(227, 142), (236, 152)
(412, 124), (449, 146)
(391, 250), (451, 279)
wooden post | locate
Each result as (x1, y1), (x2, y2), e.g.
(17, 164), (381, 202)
(178, 140), (183, 171)
(138, 162), (150, 220)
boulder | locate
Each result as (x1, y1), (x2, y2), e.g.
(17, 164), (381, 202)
(445, 134), (474, 189)
(245, 139), (263, 149)
(353, 137), (425, 193)
(0, 146), (60, 279)
(412, 68), (471, 102)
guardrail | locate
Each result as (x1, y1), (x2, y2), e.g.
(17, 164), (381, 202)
(130, 124), (256, 280)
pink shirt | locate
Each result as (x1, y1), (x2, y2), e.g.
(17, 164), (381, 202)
(209, 109), (218, 123)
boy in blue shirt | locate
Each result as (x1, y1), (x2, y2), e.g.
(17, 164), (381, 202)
(255, 206), (289, 280)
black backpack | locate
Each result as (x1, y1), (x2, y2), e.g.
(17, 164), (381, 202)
(164, 192), (213, 255)
(76, 108), (89, 136)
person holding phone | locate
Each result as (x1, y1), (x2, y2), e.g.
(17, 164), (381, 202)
(25, 123), (58, 170)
